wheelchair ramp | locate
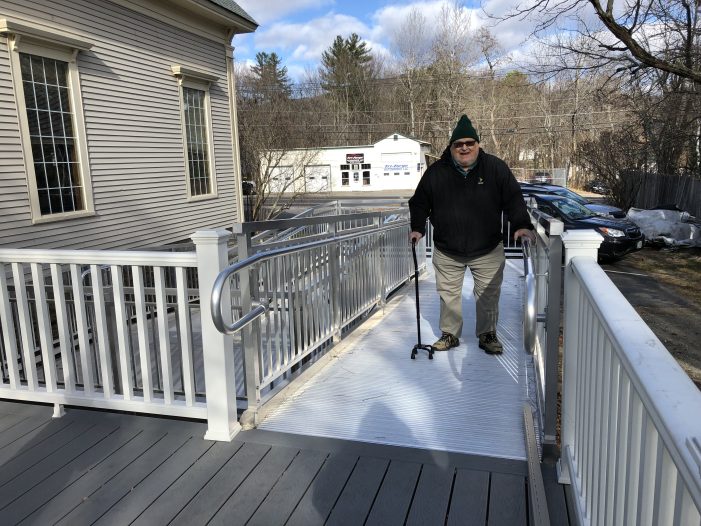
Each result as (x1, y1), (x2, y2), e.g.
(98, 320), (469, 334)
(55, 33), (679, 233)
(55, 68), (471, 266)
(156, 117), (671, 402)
(259, 260), (537, 460)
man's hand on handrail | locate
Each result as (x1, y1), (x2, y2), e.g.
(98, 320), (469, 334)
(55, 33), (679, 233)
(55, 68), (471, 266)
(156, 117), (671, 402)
(514, 228), (536, 244)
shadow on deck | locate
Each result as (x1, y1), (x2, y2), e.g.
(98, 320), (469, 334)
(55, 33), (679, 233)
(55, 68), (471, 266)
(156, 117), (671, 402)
(0, 401), (569, 525)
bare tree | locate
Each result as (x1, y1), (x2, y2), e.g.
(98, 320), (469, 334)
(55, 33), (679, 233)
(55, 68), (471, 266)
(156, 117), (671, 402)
(495, 0), (701, 84)
(576, 127), (648, 208)
(389, 8), (432, 137)
(237, 61), (322, 220)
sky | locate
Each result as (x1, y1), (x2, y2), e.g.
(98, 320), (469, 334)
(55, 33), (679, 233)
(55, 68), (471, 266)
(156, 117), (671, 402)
(231, 0), (566, 81)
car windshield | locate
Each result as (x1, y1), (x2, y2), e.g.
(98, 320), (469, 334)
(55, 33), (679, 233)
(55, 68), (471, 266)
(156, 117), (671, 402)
(550, 197), (596, 220)
(551, 187), (587, 205)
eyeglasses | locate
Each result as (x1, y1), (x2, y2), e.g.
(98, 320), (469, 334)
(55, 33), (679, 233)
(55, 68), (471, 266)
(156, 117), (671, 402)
(452, 140), (477, 149)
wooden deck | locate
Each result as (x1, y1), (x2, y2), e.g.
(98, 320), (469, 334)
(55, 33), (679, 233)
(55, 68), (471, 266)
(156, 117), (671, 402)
(0, 400), (570, 525)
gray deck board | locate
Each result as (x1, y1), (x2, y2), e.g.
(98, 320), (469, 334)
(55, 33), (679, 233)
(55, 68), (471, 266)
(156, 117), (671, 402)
(55, 431), (191, 525)
(488, 472), (527, 525)
(0, 420), (95, 483)
(131, 441), (244, 526)
(92, 436), (214, 526)
(169, 441), (271, 525)
(0, 402), (570, 525)
(543, 462), (570, 525)
(447, 469), (490, 526)
(209, 445), (299, 526)
(6, 426), (147, 524)
(17, 429), (167, 526)
(365, 460), (422, 526)
(246, 448), (328, 526)
(405, 464), (455, 526)
(0, 413), (32, 435)
(285, 453), (358, 526)
(0, 416), (72, 460)
(0, 422), (115, 508)
(325, 456), (390, 525)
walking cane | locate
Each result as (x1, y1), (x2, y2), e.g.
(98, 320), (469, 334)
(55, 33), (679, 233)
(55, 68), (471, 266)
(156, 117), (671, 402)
(411, 240), (434, 360)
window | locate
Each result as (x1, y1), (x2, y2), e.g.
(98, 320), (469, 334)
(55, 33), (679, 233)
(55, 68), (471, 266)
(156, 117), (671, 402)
(2, 19), (94, 222)
(341, 171), (349, 186)
(172, 65), (218, 199)
(362, 171), (370, 186)
(361, 163), (371, 170)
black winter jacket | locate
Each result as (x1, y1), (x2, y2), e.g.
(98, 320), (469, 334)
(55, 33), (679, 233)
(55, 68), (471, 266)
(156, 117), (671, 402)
(409, 147), (533, 258)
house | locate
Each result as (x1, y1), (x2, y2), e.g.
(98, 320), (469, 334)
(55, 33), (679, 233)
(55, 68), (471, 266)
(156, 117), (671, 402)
(266, 133), (433, 194)
(0, 0), (257, 250)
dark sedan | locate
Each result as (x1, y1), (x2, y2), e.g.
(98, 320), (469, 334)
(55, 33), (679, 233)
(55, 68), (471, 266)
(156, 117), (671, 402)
(528, 193), (644, 260)
(521, 183), (626, 218)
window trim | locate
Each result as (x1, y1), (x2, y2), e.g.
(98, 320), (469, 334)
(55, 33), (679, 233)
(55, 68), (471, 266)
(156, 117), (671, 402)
(2, 19), (95, 223)
(172, 65), (218, 201)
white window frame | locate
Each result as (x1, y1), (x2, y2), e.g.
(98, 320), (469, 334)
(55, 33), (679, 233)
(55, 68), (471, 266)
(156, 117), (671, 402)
(172, 65), (218, 201)
(2, 19), (94, 223)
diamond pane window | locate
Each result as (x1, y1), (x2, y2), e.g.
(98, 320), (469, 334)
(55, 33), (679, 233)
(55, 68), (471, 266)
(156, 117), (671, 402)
(20, 52), (83, 215)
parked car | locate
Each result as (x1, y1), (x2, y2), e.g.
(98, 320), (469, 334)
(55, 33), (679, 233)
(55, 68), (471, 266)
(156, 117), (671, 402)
(527, 193), (644, 260)
(532, 171), (552, 184)
(584, 179), (611, 195)
(521, 183), (626, 218)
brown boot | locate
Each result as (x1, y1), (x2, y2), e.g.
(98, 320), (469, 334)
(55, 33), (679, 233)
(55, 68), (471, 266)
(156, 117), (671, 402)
(432, 332), (459, 351)
(479, 331), (503, 355)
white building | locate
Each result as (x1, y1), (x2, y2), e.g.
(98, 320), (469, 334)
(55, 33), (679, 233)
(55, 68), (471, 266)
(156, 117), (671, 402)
(267, 134), (433, 193)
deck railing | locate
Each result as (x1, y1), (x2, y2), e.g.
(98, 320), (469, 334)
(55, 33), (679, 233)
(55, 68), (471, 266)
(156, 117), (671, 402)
(0, 248), (206, 420)
(559, 231), (701, 525)
(521, 210), (564, 454)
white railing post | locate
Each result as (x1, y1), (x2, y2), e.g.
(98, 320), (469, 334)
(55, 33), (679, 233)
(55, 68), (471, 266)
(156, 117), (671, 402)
(559, 230), (603, 484)
(192, 229), (241, 442)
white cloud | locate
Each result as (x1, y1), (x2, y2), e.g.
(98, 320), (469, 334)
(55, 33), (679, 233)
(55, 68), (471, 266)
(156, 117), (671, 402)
(253, 13), (370, 62)
(232, 0), (596, 80)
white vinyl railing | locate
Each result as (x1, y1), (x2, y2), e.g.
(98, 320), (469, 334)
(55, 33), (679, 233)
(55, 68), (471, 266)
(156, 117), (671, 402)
(0, 248), (206, 420)
(559, 231), (701, 525)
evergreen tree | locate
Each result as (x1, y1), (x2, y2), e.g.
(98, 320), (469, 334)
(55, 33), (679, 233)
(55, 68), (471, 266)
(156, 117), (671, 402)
(250, 52), (292, 100)
(319, 34), (378, 143)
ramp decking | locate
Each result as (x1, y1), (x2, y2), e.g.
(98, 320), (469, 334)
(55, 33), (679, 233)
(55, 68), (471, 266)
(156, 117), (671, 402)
(259, 259), (538, 461)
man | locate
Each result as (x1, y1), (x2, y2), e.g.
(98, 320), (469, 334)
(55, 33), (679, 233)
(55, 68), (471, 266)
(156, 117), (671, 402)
(408, 115), (535, 354)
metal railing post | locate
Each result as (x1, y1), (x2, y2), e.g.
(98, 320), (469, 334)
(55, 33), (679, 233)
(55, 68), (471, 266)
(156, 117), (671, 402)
(236, 228), (261, 425)
(558, 229), (603, 482)
(375, 215), (386, 306)
(542, 224), (563, 456)
(329, 219), (342, 342)
(191, 229), (240, 442)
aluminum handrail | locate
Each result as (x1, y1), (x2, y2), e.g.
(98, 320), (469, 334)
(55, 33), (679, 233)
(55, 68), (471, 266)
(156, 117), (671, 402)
(522, 238), (537, 353)
(211, 218), (408, 335)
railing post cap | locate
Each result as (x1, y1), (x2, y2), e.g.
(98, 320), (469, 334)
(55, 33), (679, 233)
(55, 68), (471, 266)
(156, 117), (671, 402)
(549, 218), (565, 236)
(191, 229), (232, 245)
(561, 229), (603, 247)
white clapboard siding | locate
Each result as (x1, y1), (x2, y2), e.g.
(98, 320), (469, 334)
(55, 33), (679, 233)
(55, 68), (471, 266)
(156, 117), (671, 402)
(0, 0), (241, 250)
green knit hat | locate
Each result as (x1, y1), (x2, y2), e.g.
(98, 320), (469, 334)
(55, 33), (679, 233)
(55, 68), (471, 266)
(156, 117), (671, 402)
(449, 114), (480, 144)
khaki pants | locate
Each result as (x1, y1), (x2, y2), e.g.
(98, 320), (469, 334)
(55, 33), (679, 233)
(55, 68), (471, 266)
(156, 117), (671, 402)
(432, 244), (505, 338)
